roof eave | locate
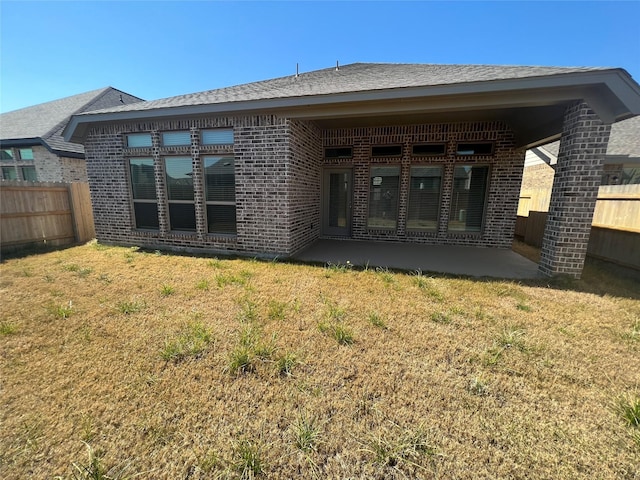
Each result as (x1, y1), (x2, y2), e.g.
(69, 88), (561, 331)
(64, 69), (640, 144)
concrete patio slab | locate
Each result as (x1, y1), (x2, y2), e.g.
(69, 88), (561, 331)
(293, 239), (541, 279)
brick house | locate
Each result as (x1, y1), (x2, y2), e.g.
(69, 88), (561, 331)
(522, 115), (640, 191)
(0, 87), (143, 182)
(64, 63), (640, 278)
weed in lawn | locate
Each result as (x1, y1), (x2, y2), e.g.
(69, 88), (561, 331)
(376, 266), (395, 286)
(276, 352), (298, 376)
(63, 263), (80, 272)
(197, 450), (224, 474)
(268, 300), (287, 321)
(253, 337), (277, 360)
(216, 273), (246, 288)
(232, 439), (265, 479)
(43, 274), (55, 283)
(484, 327), (528, 365)
(430, 312), (452, 325)
(412, 270), (444, 301)
(621, 319), (640, 343)
(468, 376), (489, 396)
(207, 258), (222, 268)
(498, 326), (528, 351)
(0, 321), (17, 335)
(615, 393), (640, 428)
(291, 413), (322, 453)
(50, 301), (73, 319)
(68, 442), (139, 480)
(196, 279), (210, 291)
(77, 267), (93, 278)
(79, 414), (96, 443)
(90, 240), (109, 251)
(237, 299), (259, 323)
(116, 299), (145, 315)
(325, 301), (347, 322)
(227, 346), (255, 375)
(367, 312), (387, 329)
(325, 261), (353, 273)
(318, 321), (354, 345)
(160, 284), (175, 296)
(19, 419), (44, 455)
(160, 322), (212, 363)
(517, 303), (532, 312)
(98, 274), (112, 284)
(365, 423), (437, 472)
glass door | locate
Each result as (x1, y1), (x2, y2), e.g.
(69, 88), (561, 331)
(322, 168), (352, 237)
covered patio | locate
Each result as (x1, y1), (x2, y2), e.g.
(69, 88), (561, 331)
(293, 239), (540, 279)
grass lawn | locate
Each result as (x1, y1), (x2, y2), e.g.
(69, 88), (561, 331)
(1, 241), (639, 479)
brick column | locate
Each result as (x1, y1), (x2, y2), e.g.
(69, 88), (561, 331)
(538, 102), (611, 278)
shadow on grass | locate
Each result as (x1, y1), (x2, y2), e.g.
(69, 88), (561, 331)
(511, 240), (640, 301)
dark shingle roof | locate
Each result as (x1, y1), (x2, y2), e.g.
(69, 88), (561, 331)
(539, 115), (640, 159)
(80, 63), (609, 115)
(608, 115), (640, 157)
(1, 87), (143, 155)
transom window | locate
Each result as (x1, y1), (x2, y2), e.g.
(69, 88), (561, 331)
(126, 133), (152, 148)
(202, 129), (234, 145)
(162, 131), (191, 147)
(448, 165), (489, 232)
(368, 166), (400, 229)
(165, 157), (196, 231)
(204, 156), (236, 234)
(407, 166), (442, 231)
(18, 148), (33, 160)
(129, 158), (159, 230)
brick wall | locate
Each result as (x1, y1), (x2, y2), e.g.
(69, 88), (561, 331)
(321, 122), (524, 248)
(85, 115), (294, 257)
(287, 120), (322, 254)
(84, 116), (525, 257)
(539, 102), (611, 277)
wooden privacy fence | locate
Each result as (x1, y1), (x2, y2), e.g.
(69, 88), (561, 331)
(517, 184), (640, 269)
(1, 181), (95, 255)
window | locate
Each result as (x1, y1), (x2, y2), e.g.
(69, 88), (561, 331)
(1, 149), (13, 160)
(129, 158), (159, 230)
(372, 145), (402, 157)
(2, 166), (17, 180)
(324, 147), (352, 159)
(162, 131), (191, 146)
(448, 165), (489, 232)
(126, 133), (152, 148)
(456, 142), (493, 156)
(368, 166), (400, 229)
(202, 129), (234, 145)
(21, 166), (37, 181)
(165, 157), (196, 231)
(412, 144), (446, 156)
(18, 148), (34, 160)
(204, 156), (236, 234)
(407, 166), (442, 231)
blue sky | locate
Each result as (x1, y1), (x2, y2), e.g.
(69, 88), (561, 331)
(1, 1), (639, 113)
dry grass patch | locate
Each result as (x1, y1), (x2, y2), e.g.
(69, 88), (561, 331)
(1, 242), (639, 478)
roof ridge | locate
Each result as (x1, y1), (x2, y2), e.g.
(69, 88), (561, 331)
(42, 87), (113, 139)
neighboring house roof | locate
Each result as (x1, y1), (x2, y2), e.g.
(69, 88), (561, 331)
(1, 87), (144, 157)
(528, 115), (640, 167)
(64, 63), (640, 149)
